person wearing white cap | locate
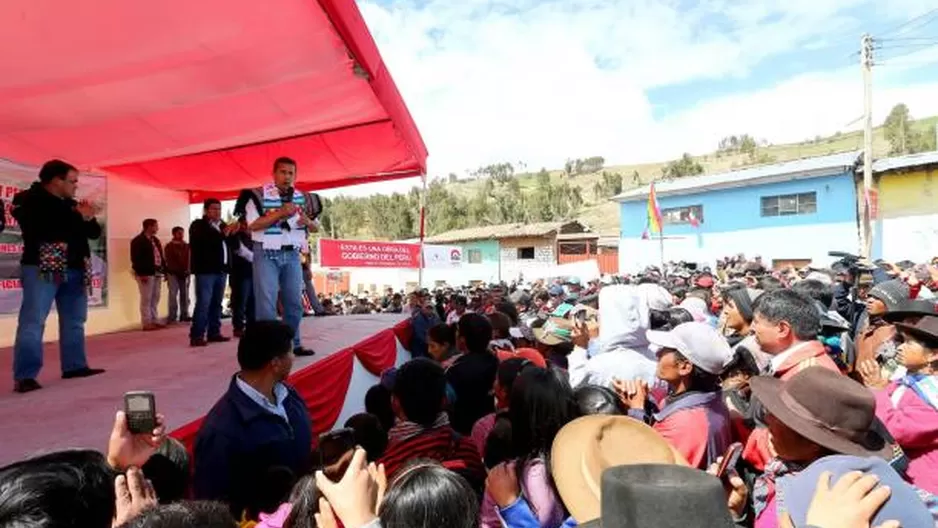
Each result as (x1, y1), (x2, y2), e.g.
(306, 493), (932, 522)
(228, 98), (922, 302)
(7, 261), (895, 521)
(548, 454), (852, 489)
(613, 322), (734, 469)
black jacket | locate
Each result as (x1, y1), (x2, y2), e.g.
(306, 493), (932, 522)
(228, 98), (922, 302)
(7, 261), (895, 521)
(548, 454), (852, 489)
(189, 218), (231, 275)
(193, 376), (313, 517)
(228, 231), (254, 277)
(12, 183), (101, 269)
(130, 233), (164, 276)
(446, 351), (499, 435)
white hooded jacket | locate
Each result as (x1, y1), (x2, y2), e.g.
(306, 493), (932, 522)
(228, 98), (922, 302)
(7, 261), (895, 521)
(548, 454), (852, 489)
(569, 285), (659, 388)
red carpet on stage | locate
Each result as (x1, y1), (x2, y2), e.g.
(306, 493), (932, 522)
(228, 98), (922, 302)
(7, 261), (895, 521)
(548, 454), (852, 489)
(0, 314), (411, 466)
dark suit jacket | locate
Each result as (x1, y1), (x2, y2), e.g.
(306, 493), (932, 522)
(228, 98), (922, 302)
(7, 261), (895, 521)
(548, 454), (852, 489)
(189, 218), (231, 275)
(130, 233), (164, 276)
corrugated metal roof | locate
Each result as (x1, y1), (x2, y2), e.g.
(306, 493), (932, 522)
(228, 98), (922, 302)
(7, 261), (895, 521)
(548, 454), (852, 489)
(613, 151), (861, 202)
(872, 151), (938, 173)
(425, 221), (584, 244)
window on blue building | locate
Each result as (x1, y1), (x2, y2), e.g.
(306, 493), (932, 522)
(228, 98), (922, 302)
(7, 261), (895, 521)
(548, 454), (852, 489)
(467, 249), (482, 264)
(760, 192), (817, 216)
(661, 205), (703, 225)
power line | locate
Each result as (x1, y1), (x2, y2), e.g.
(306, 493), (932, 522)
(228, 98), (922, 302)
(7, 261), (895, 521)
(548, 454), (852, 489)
(877, 42), (938, 64)
(876, 42), (938, 50)
(877, 37), (938, 43)
(878, 7), (938, 38)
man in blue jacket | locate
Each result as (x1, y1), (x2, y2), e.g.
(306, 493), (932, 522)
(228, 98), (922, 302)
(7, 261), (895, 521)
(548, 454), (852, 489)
(193, 320), (313, 518)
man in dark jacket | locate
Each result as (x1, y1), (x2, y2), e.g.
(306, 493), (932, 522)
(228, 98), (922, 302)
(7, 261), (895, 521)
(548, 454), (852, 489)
(228, 218), (255, 338)
(189, 199), (236, 347)
(193, 320), (313, 518)
(10, 159), (105, 393)
(164, 226), (191, 323)
(446, 313), (499, 435)
(130, 218), (165, 331)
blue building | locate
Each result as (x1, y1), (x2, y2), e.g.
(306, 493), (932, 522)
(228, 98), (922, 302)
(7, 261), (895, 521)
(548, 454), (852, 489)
(613, 152), (861, 271)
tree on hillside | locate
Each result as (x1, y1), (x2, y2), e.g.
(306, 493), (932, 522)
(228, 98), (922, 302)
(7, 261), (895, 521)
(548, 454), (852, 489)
(885, 103), (912, 155)
(563, 156), (605, 177)
(718, 134), (757, 155)
(662, 153), (704, 180)
(884, 103), (936, 155)
(631, 170), (641, 186)
(592, 171), (623, 200)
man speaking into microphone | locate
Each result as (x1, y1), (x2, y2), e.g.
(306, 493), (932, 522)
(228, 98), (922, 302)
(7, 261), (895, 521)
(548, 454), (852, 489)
(235, 157), (322, 356)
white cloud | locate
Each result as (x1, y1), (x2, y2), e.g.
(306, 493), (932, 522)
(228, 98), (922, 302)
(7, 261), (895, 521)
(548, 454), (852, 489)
(324, 0), (937, 197)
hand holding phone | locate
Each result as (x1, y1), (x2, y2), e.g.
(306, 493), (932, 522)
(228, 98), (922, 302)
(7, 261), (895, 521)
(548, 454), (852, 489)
(123, 391), (157, 435)
(715, 442), (743, 481)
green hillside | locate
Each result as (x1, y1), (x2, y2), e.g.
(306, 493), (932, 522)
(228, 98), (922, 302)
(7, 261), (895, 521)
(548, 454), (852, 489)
(320, 114), (938, 240)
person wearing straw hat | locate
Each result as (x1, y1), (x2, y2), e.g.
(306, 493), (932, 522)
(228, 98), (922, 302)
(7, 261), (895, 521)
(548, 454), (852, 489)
(615, 322), (733, 469)
(748, 366), (898, 528)
(486, 415), (694, 527)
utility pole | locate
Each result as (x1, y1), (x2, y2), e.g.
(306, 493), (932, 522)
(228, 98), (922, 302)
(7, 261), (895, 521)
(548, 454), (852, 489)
(860, 34), (874, 259)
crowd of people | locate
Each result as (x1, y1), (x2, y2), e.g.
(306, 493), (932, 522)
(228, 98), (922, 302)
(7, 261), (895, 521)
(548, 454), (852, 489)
(3, 246), (938, 527)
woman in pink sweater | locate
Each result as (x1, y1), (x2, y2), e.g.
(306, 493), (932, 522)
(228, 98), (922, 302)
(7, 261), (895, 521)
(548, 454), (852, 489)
(870, 314), (938, 495)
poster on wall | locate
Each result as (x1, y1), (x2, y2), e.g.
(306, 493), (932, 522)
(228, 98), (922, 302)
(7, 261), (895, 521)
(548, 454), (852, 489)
(423, 245), (463, 269)
(0, 160), (108, 314)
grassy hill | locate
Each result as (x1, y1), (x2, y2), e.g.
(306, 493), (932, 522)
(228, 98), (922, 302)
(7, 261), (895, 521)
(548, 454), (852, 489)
(436, 116), (938, 234)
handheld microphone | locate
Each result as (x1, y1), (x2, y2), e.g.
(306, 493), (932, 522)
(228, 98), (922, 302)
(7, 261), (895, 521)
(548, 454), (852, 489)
(280, 186), (295, 230)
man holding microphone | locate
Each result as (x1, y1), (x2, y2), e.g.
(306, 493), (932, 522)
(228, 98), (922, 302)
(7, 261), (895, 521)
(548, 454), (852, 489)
(235, 157), (322, 356)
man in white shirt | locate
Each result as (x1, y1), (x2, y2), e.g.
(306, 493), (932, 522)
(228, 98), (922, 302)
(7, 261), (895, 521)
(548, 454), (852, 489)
(239, 157), (321, 357)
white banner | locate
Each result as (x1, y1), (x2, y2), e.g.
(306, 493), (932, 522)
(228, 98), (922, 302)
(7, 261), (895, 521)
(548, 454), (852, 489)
(423, 245), (463, 269)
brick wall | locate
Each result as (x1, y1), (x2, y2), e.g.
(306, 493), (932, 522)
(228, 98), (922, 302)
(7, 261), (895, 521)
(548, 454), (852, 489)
(499, 236), (554, 281)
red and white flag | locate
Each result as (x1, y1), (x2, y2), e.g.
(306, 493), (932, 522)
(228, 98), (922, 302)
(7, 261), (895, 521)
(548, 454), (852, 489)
(688, 210), (700, 228)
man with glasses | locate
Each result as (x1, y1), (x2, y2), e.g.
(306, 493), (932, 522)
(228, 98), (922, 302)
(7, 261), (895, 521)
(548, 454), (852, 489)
(10, 159), (105, 393)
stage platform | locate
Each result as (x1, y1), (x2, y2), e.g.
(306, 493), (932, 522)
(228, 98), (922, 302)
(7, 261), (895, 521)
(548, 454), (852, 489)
(0, 314), (408, 466)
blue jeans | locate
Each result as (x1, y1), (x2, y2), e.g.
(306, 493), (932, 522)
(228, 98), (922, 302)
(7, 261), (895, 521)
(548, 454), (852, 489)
(229, 272), (254, 331)
(254, 249), (303, 348)
(190, 273), (227, 340)
(13, 266), (89, 381)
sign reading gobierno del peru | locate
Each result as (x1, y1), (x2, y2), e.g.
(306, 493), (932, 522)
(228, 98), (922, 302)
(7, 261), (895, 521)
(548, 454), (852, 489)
(319, 239), (423, 269)
(0, 160), (108, 314)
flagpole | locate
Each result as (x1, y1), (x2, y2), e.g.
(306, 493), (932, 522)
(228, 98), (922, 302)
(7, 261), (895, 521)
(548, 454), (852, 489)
(659, 228), (665, 277)
(418, 173), (427, 289)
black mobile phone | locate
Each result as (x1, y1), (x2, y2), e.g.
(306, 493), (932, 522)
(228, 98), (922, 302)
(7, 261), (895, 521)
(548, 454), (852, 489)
(715, 442), (743, 481)
(124, 391), (157, 435)
(318, 428), (356, 468)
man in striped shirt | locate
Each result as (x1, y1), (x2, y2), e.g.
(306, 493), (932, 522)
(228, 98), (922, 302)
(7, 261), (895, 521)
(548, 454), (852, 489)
(378, 358), (486, 495)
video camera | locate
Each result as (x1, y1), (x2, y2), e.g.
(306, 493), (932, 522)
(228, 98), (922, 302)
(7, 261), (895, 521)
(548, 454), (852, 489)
(828, 251), (875, 274)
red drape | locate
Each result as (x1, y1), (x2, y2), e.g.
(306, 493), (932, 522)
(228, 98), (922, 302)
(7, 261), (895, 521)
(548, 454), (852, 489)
(170, 320), (412, 451)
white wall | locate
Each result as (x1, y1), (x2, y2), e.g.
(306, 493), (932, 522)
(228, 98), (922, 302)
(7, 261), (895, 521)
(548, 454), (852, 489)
(618, 222), (859, 272)
(0, 173), (190, 347)
(881, 214), (938, 263)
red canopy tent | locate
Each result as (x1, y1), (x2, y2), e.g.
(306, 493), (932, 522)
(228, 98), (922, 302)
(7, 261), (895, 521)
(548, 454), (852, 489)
(0, 0), (427, 202)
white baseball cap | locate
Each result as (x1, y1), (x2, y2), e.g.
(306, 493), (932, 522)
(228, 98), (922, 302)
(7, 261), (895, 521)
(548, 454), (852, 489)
(646, 322), (732, 375)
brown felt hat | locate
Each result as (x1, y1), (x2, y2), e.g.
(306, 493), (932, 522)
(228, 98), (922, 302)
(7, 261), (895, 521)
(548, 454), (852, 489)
(895, 314), (938, 345)
(751, 367), (893, 460)
(550, 415), (688, 524)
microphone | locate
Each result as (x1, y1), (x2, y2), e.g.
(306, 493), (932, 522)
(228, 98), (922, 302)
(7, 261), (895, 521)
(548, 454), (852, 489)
(280, 186), (295, 230)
